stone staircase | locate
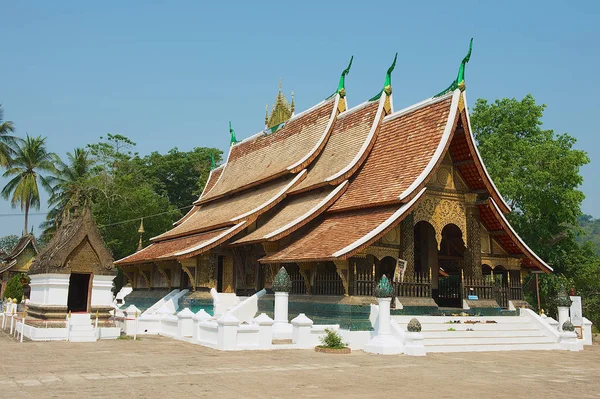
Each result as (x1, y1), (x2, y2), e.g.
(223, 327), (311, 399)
(392, 315), (559, 353)
(68, 313), (97, 342)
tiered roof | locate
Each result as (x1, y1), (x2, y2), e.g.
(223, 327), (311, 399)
(116, 50), (550, 273)
(0, 234), (39, 273)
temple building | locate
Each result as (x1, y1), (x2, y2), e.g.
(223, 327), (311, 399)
(0, 233), (39, 298)
(116, 42), (551, 314)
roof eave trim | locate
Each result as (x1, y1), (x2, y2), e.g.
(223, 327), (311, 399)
(325, 93), (386, 183)
(114, 244), (156, 265)
(192, 146), (233, 205)
(174, 222), (246, 257)
(462, 91), (512, 213)
(287, 95), (340, 172)
(264, 180), (349, 240)
(489, 198), (553, 273)
(230, 169), (308, 222)
(332, 187), (427, 258)
(398, 90), (461, 201)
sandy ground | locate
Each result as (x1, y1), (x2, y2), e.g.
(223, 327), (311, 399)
(1, 329), (598, 399)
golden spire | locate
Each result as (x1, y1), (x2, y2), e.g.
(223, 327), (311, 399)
(265, 103), (269, 126)
(291, 90), (295, 113)
(266, 80), (293, 130)
(137, 218), (145, 252)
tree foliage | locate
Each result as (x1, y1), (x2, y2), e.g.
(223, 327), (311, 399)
(471, 94), (599, 326)
(0, 235), (19, 254)
(3, 275), (23, 303)
(1, 135), (58, 235)
(0, 105), (17, 167)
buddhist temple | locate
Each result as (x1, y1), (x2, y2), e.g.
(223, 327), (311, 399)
(0, 233), (39, 298)
(116, 42), (551, 316)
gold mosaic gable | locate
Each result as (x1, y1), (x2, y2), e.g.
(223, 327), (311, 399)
(412, 194), (467, 249)
(64, 238), (101, 274)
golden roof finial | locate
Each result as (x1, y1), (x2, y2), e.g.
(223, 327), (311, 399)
(291, 90), (295, 113)
(266, 80), (293, 130)
(278, 78), (282, 91)
(265, 103), (269, 126)
(137, 218), (145, 252)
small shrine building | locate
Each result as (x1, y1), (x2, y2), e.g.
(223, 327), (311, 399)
(116, 42), (551, 312)
(0, 233), (39, 298)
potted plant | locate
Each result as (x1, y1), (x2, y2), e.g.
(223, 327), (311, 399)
(315, 328), (351, 354)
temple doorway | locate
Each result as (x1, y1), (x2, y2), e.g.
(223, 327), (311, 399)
(67, 273), (91, 313)
(436, 224), (466, 308)
(217, 256), (224, 292)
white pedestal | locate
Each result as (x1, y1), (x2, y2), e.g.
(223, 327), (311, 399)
(364, 298), (402, 355)
(404, 331), (426, 356)
(273, 292), (292, 339)
(559, 331), (583, 351)
(557, 306), (570, 331)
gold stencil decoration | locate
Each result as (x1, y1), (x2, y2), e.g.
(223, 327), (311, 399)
(413, 195), (468, 249)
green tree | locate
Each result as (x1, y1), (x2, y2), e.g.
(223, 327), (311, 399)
(471, 95), (589, 256)
(471, 94), (599, 325)
(0, 105), (17, 167)
(86, 134), (180, 259)
(0, 235), (20, 254)
(136, 147), (222, 210)
(3, 275), (24, 303)
(1, 135), (58, 235)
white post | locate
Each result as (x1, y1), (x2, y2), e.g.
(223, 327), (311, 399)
(217, 313), (239, 350)
(273, 292), (292, 339)
(20, 315), (25, 343)
(557, 306), (570, 331)
(254, 313), (275, 349)
(134, 311), (138, 341)
(10, 310), (15, 335)
(291, 313), (314, 348)
(94, 311), (99, 339)
(364, 297), (403, 355)
(66, 312), (71, 341)
(192, 309), (211, 342)
(177, 308), (195, 339)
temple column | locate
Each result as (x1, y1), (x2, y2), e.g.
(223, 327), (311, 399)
(464, 194), (482, 279)
(333, 260), (350, 296)
(400, 213), (415, 276)
(297, 262), (314, 295)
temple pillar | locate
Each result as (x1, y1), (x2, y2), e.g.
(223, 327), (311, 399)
(297, 262), (314, 295)
(333, 260), (349, 296)
(464, 194), (482, 278)
(400, 213), (415, 276)
(180, 258), (197, 291)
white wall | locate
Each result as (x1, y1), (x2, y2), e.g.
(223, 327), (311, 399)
(28, 274), (70, 306)
(91, 275), (115, 307)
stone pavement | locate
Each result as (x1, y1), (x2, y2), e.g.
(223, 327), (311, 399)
(1, 328), (599, 398)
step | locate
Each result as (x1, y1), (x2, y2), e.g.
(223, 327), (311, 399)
(407, 324), (538, 332)
(422, 330), (549, 339)
(425, 342), (559, 353)
(69, 325), (95, 332)
(423, 336), (555, 346)
(392, 316), (526, 324)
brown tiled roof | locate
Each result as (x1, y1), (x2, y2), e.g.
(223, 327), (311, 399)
(116, 228), (231, 265)
(290, 101), (381, 193)
(479, 200), (552, 273)
(199, 98), (337, 203)
(260, 205), (402, 263)
(4, 234), (39, 261)
(450, 101), (511, 213)
(232, 182), (347, 246)
(330, 94), (455, 212)
(153, 174), (303, 241)
(202, 166), (224, 197)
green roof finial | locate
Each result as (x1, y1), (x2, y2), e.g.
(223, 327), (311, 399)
(369, 53), (398, 101)
(337, 56), (354, 98)
(210, 152), (216, 170)
(229, 121), (237, 146)
(435, 38), (473, 97)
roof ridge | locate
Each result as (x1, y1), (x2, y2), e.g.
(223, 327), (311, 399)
(383, 91), (454, 123)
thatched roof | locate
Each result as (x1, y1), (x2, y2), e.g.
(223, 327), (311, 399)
(29, 210), (115, 276)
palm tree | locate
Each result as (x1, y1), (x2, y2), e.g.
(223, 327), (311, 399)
(1, 135), (58, 235)
(47, 147), (94, 224)
(0, 105), (17, 167)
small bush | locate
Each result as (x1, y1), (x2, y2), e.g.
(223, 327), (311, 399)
(318, 328), (347, 349)
(3, 275), (23, 304)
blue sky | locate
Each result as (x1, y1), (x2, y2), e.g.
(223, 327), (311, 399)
(1, 1), (598, 237)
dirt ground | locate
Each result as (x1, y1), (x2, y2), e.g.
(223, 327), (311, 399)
(1, 329), (599, 399)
